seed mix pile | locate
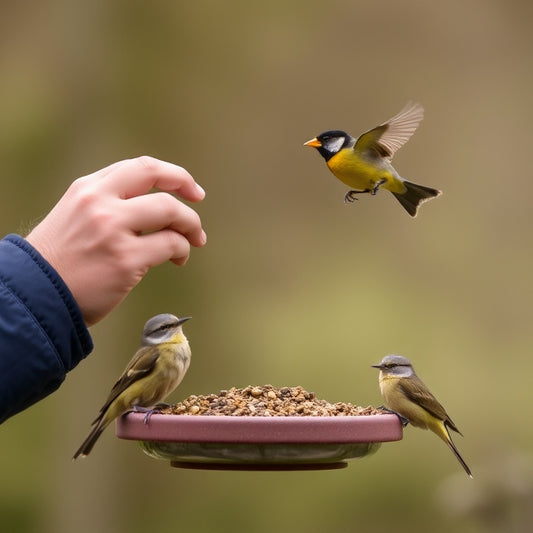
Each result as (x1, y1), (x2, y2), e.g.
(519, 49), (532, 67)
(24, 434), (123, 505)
(161, 384), (383, 417)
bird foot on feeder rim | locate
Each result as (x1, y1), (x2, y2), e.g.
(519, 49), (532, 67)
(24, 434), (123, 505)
(377, 406), (410, 427)
(130, 404), (170, 425)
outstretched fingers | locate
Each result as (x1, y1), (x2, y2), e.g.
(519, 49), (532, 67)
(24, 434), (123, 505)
(93, 156), (206, 202)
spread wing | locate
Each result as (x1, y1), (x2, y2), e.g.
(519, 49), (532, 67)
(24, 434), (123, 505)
(353, 102), (424, 160)
(92, 346), (160, 422)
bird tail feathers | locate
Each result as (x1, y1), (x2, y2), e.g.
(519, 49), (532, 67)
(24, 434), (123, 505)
(393, 181), (441, 217)
(433, 419), (473, 478)
(73, 420), (106, 459)
(446, 437), (473, 478)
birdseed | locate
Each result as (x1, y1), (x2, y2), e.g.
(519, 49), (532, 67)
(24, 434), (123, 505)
(160, 385), (383, 417)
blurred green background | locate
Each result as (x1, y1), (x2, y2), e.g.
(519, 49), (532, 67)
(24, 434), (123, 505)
(1, 1), (532, 532)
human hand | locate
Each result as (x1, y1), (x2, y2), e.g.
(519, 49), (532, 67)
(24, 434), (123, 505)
(26, 156), (206, 327)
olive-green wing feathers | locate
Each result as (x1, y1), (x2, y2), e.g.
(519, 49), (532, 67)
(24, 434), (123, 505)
(92, 346), (160, 423)
(399, 375), (462, 435)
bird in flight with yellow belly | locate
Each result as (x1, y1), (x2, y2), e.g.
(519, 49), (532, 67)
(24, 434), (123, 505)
(304, 102), (442, 217)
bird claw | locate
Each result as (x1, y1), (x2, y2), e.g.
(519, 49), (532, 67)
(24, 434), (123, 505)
(131, 404), (170, 425)
(377, 406), (410, 427)
(344, 190), (363, 203)
(371, 179), (387, 196)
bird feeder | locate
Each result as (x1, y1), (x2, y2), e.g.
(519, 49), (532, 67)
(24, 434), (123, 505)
(115, 385), (402, 470)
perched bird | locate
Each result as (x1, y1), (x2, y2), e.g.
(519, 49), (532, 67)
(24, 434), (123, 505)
(73, 314), (191, 459)
(304, 102), (442, 217)
(372, 354), (472, 477)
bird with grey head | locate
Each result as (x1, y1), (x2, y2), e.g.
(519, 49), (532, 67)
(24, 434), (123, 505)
(73, 313), (191, 459)
(372, 354), (472, 478)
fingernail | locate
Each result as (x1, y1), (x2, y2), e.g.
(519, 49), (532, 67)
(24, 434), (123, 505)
(200, 230), (207, 245)
(196, 183), (206, 197)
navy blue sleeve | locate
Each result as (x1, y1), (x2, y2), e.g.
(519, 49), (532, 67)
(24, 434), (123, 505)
(0, 234), (93, 422)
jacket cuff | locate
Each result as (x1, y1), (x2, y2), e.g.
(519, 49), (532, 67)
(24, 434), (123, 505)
(1, 234), (93, 372)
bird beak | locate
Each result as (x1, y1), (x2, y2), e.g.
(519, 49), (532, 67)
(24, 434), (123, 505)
(304, 137), (321, 148)
(371, 364), (382, 369)
(177, 316), (192, 326)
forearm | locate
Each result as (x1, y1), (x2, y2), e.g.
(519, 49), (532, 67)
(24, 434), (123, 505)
(0, 156), (205, 422)
(0, 235), (93, 422)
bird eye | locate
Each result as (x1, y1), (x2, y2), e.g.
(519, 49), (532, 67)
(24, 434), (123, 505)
(154, 322), (176, 334)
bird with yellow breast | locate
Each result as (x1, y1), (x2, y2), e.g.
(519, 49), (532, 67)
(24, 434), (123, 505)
(304, 102), (442, 217)
(73, 313), (191, 459)
(372, 354), (472, 477)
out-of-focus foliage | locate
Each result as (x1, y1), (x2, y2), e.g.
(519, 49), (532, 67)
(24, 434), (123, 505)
(1, 1), (532, 532)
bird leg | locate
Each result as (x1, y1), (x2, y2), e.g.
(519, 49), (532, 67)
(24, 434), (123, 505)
(377, 406), (410, 427)
(371, 178), (387, 196)
(344, 189), (369, 203)
(131, 403), (171, 424)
